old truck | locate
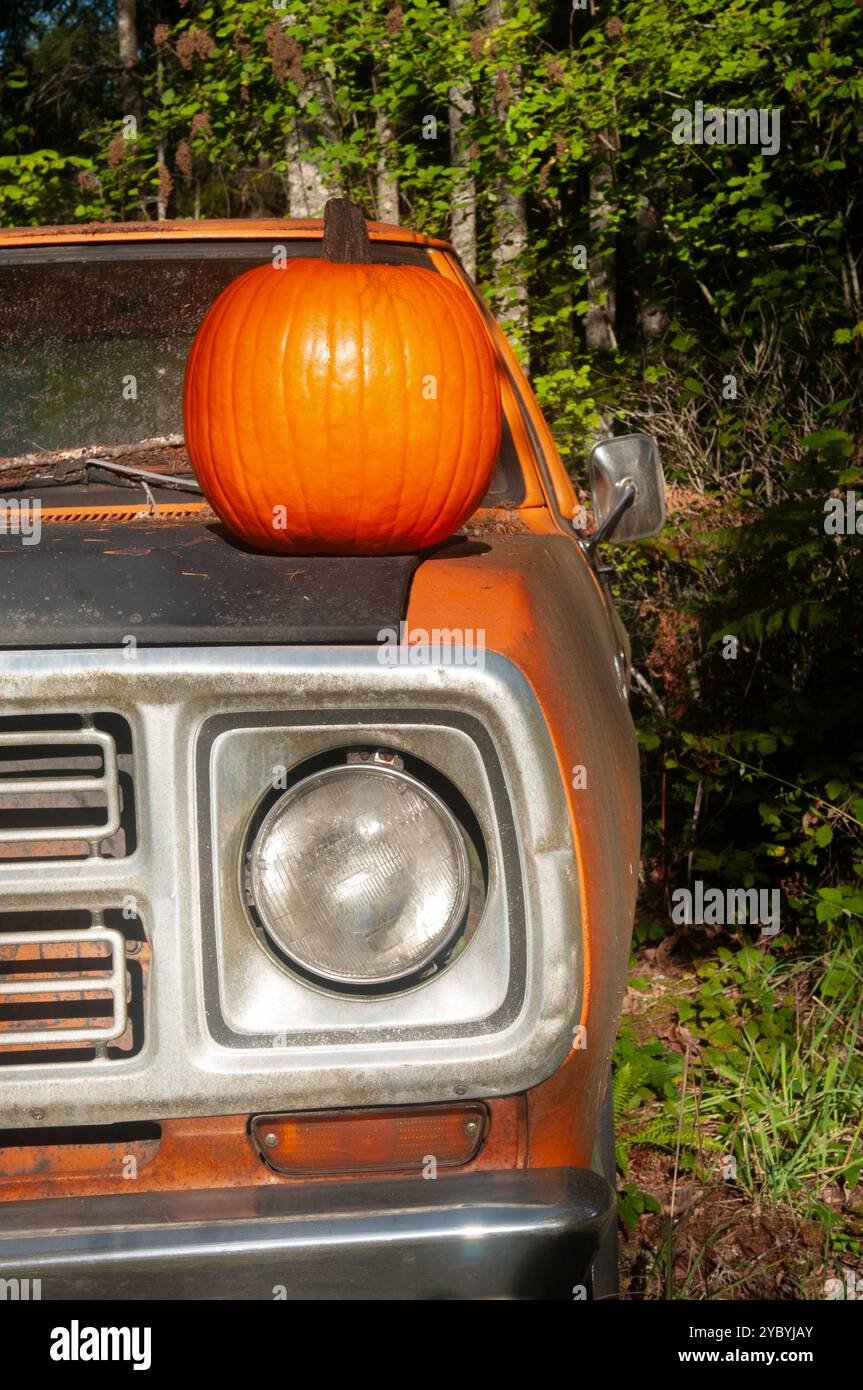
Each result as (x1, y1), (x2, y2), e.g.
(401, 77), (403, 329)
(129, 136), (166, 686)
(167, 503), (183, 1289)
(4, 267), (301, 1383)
(0, 217), (664, 1300)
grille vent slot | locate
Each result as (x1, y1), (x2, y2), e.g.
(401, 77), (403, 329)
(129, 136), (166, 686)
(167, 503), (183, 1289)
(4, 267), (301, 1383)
(0, 714), (135, 860)
(0, 909), (148, 1065)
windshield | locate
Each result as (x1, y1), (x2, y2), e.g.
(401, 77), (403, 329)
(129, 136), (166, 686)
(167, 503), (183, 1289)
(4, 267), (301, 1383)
(0, 241), (524, 504)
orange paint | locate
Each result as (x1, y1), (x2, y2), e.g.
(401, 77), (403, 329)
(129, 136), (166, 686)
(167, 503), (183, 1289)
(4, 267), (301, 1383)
(0, 217), (450, 250)
(407, 536), (640, 1167)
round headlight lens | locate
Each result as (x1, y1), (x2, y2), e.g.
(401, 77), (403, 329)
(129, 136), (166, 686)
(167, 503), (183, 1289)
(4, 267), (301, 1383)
(248, 763), (471, 986)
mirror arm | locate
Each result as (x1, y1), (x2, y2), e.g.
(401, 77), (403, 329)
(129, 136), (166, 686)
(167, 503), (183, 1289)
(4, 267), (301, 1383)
(584, 482), (637, 558)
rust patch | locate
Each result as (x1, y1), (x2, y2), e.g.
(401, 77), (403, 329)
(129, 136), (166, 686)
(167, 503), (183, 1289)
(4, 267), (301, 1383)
(0, 1097), (521, 1203)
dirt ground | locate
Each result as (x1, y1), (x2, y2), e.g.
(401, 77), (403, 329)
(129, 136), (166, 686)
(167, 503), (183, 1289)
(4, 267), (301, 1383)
(618, 1145), (834, 1300)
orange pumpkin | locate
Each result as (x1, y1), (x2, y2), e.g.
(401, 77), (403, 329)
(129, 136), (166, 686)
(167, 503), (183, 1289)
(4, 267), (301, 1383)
(183, 199), (501, 554)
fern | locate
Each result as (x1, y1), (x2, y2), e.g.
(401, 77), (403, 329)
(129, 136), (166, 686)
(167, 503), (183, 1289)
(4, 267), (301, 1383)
(613, 1058), (651, 1120)
(623, 1113), (723, 1152)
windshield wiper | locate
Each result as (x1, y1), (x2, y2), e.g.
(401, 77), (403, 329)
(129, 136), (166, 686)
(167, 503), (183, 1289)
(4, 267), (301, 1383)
(78, 459), (202, 492)
(0, 435), (202, 494)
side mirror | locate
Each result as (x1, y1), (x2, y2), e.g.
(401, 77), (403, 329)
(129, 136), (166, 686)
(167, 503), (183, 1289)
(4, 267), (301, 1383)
(586, 433), (666, 552)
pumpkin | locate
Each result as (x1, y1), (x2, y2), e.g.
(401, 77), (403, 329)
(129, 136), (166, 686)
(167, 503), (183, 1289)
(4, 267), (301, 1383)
(183, 198), (501, 554)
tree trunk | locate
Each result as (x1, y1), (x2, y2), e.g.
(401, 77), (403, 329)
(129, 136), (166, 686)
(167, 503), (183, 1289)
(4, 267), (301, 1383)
(584, 3), (618, 354)
(155, 47), (166, 220)
(375, 103), (400, 224)
(449, 0), (476, 276)
(635, 197), (667, 346)
(116, 0), (140, 121)
(486, 0), (528, 350)
(286, 129), (330, 217)
(286, 82), (335, 217)
(584, 129), (618, 352)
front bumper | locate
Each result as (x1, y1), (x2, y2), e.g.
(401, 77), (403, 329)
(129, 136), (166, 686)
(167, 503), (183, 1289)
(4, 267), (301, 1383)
(0, 1167), (614, 1300)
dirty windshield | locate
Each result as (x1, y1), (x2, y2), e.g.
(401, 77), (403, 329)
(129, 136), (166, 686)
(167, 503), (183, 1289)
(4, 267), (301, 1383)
(0, 245), (281, 459)
(0, 242), (524, 503)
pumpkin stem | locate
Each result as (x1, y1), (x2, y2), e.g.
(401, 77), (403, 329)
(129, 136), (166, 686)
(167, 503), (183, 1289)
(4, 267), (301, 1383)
(322, 197), (372, 264)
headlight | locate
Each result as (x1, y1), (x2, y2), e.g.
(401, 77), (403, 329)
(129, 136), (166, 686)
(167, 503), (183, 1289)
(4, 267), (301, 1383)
(248, 761), (471, 986)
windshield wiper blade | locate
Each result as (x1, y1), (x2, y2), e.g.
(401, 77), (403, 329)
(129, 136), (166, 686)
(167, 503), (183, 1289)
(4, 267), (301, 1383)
(82, 459), (201, 492)
(0, 436), (201, 493)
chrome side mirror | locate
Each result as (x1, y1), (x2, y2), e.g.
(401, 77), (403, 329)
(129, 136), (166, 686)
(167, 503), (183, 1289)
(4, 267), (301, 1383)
(586, 433), (666, 552)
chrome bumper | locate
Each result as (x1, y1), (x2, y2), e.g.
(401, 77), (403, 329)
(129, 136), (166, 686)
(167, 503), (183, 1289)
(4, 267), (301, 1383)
(0, 1168), (614, 1301)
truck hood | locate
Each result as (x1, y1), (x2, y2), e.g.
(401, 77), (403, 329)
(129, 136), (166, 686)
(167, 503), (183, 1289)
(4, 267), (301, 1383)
(0, 512), (419, 648)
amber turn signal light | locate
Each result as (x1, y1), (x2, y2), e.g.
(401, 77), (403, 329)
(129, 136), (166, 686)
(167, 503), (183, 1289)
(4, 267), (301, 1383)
(251, 1104), (488, 1177)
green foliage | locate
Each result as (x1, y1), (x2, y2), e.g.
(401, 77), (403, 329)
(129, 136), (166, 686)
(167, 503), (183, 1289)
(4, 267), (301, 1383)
(695, 941), (863, 1205)
(617, 1180), (662, 1236)
(0, 146), (95, 222)
(614, 934), (863, 1272)
(614, 1027), (683, 1121)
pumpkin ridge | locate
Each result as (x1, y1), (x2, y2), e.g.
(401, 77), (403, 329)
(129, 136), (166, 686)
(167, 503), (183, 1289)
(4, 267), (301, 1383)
(355, 265), (369, 549)
(353, 265), (370, 546)
(269, 266), (304, 546)
(277, 265), (313, 545)
(275, 265), (323, 548)
(452, 287), (499, 526)
(416, 271), (467, 545)
(231, 270), (269, 543)
(455, 286), (487, 505)
(353, 266), (384, 549)
(198, 270), (248, 531)
(399, 266), (441, 548)
(254, 269), (291, 546)
(215, 272), (261, 535)
(464, 286), (501, 497)
(322, 261), (339, 547)
(301, 258), (336, 549)
(430, 275), (464, 530)
(423, 268), (456, 542)
(378, 266), (414, 550)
